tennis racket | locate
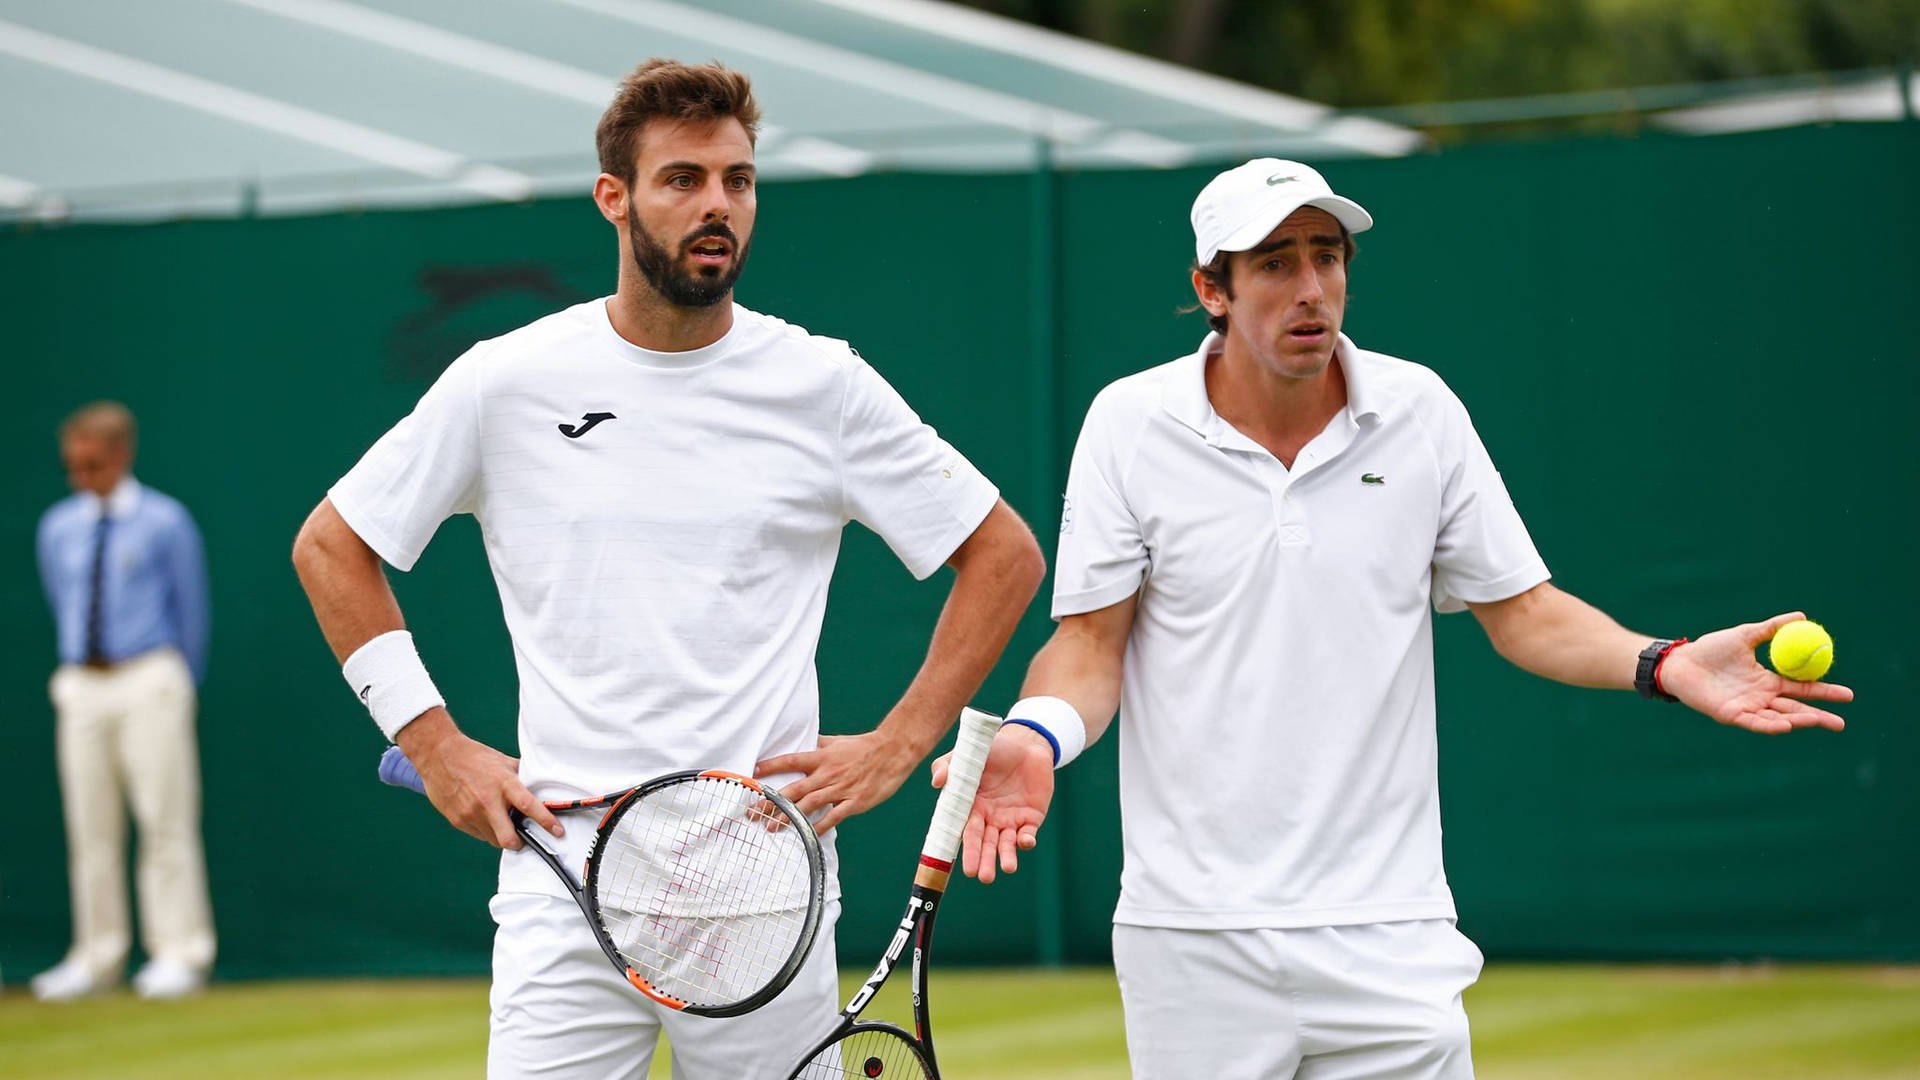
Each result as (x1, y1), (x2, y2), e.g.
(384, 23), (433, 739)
(378, 746), (824, 1017)
(785, 706), (1001, 1079)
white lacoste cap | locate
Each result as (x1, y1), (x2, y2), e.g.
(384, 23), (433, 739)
(1191, 158), (1374, 266)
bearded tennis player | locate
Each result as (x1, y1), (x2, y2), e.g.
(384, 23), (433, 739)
(294, 60), (1043, 1078)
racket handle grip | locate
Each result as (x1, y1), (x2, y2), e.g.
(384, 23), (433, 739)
(378, 745), (427, 794)
(922, 707), (1001, 863)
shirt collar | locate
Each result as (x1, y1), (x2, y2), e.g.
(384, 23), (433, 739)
(97, 475), (142, 519)
(1159, 332), (1221, 439)
(1160, 331), (1380, 442)
(1341, 335), (1381, 423)
(598, 297), (741, 370)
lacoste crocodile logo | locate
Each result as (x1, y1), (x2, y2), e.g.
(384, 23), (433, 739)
(558, 412), (616, 439)
(1267, 174), (1300, 186)
(1361, 473), (1385, 485)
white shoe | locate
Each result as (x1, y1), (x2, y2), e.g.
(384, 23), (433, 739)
(31, 959), (114, 1002)
(132, 958), (205, 1000)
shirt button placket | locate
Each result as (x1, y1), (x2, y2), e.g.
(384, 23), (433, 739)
(1271, 461), (1310, 548)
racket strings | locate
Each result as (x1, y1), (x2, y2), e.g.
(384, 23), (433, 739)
(595, 776), (813, 1008)
(795, 1029), (934, 1080)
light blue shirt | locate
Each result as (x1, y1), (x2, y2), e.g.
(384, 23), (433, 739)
(37, 477), (209, 683)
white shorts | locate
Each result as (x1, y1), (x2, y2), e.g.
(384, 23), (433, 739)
(488, 891), (841, 1080)
(1113, 919), (1483, 1080)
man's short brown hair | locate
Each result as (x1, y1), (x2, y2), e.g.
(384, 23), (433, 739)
(60, 400), (137, 452)
(596, 59), (761, 184)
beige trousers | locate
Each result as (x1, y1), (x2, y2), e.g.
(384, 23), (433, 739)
(49, 648), (216, 979)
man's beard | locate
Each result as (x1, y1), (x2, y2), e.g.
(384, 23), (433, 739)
(628, 212), (750, 309)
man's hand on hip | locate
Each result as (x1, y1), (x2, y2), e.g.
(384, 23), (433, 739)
(755, 726), (923, 835)
(396, 708), (562, 848)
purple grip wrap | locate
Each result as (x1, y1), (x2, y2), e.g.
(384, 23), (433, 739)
(378, 745), (426, 794)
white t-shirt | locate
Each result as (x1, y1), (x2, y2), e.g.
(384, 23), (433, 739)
(332, 299), (999, 895)
(1055, 332), (1548, 930)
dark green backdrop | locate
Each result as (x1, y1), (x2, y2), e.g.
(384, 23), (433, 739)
(3, 124), (1914, 979)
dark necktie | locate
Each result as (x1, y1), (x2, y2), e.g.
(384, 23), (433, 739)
(85, 512), (111, 665)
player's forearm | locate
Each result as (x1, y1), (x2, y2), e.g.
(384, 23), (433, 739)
(879, 502), (1045, 758)
(1020, 620), (1126, 747)
(1473, 582), (1653, 690)
(291, 497), (407, 663)
(296, 499), (471, 749)
(390, 706), (469, 765)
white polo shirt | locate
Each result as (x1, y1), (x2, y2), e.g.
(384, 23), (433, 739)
(1056, 332), (1548, 930)
(331, 298), (999, 896)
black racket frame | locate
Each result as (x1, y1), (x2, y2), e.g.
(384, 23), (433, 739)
(787, 879), (947, 1078)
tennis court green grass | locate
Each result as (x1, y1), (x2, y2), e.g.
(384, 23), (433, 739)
(2, 965), (1915, 1078)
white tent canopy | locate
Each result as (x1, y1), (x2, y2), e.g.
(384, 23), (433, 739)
(0, 0), (1424, 223)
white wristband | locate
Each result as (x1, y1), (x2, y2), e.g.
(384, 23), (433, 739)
(1002, 695), (1088, 769)
(341, 630), (445, 741)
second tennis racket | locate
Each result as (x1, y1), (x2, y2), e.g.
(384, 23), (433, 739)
(785, 706), (1001, 1079)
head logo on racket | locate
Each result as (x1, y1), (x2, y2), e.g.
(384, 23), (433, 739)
(785, 708), (1001, 1080)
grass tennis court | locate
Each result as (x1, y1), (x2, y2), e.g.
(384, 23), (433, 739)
(3, 965), (1917, 1078)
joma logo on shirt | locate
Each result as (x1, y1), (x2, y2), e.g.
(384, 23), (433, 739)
(558, 412), (616, 439)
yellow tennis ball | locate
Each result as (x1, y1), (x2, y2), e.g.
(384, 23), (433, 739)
(1769, 619), (1833, 681)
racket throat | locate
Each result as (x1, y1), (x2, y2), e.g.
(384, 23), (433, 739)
(911, 903), (940, 1068)
(843, 886), (939, 1017)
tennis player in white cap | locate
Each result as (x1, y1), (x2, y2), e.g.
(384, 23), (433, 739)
(939, 158), (1852, 1078)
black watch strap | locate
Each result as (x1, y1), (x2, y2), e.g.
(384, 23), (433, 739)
(1635, 638), (1686, 702)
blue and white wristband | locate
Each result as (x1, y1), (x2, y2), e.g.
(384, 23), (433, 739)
(1001, 695), (1088, 769)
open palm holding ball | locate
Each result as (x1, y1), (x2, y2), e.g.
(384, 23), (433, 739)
(1769, 619), (1834, 682)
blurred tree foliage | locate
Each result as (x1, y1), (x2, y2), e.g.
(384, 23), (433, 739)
(964, 0), (1920, 106)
